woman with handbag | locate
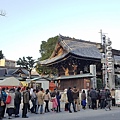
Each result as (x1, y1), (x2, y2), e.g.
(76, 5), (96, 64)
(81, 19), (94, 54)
(81, 90), (86, 110)
(6, 88), (15, 119)
(43, 89), (51, 113)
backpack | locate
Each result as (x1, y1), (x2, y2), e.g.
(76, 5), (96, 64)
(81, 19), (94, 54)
(6, 95), (11, 104)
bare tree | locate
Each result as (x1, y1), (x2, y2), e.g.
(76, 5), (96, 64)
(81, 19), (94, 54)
(0, 10), (6, 16)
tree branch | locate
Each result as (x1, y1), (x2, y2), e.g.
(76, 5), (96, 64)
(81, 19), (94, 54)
(0, 10), (6, 16)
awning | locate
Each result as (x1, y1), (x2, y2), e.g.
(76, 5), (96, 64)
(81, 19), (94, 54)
(55, 73), (95, 80)
(0, 77), (21, 86)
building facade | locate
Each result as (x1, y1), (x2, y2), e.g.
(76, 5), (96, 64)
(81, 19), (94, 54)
(0, 59), (16, 68)
(39, 35), (120, 90)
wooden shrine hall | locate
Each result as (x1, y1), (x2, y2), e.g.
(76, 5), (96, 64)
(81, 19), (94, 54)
(39, 35), (120, 91)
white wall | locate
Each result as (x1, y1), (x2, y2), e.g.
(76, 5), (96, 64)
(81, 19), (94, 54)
(36, 80), (49, 90)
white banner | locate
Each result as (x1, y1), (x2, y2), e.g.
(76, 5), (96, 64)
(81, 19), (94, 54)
(115, 90), (120, 105)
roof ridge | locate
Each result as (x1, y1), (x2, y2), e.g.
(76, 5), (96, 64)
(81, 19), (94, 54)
(59, 35), (72, 52)
(61, 40), (72, 51)
(59, 34), (99, 45)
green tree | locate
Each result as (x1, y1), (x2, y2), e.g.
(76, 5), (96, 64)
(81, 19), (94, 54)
(37, 36), (58, 75)
(0, 50), (4, 59)
(36, 63), (58, 76)
(17, 56), (36, 78)
(39, 36), (58, 60)
(97, 78), (103, 89)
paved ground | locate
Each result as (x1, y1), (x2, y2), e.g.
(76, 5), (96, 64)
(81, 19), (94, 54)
(3, 104), (120, 120)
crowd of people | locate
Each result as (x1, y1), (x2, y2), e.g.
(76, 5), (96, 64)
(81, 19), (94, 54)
(0, 87), (21, 119)
(0, 86), (116, 119)
(87, 88), (114, 111)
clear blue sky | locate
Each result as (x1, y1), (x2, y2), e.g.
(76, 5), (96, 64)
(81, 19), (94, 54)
(0, 0), (120, 61)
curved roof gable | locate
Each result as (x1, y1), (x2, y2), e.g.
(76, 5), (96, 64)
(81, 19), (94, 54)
(39, 35), (102, 65)
(59, 35), (101, 59)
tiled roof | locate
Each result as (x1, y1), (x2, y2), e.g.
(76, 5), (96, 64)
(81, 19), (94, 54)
(0, 68), (29, 78)
(60, 36), (101, 59)
(7, 69), (16, 75)
(0, 68), (7, 77)
(12, 68), (28, 75)
(39, 35), (120, 65)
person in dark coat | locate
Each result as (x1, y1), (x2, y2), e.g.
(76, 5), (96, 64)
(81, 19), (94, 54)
(1, 88), (7, 118)
(67, 87), (77, 113)
(105, 89), (111, 111)
(22, 87), (30, 118)
(56, 91), (61, 112)
(14, 87), (21, 117)
(28, 89), (31, 112)
(100, 88), (106, 109)
(90, 88), (97, 110)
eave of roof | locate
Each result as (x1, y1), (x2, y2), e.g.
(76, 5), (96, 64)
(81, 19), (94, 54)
(39, 53), (69, 65)
(39, 53), (101, 66)
(55, 73), (95, 80)
(26, 76), (50, 82)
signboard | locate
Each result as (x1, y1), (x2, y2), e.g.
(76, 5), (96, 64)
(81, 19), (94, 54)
(101, 58), (106, 63)
(115, 90), (120, 106)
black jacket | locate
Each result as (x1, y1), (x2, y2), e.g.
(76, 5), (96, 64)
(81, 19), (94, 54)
(67, 89), (74, 102)
(14, 91), (21, 104)
(90, 89), (97, 99)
